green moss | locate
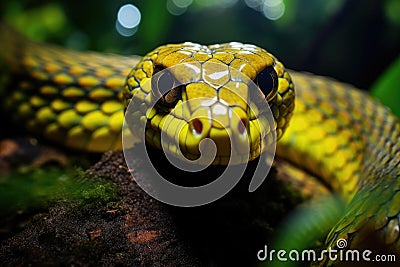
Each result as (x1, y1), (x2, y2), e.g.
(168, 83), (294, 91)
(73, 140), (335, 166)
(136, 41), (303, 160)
(77, 178), (117, 205)
(0, 166), (117, 214)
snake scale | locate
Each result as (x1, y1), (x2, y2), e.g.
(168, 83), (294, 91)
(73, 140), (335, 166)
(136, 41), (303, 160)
(0, 24), (399, 264)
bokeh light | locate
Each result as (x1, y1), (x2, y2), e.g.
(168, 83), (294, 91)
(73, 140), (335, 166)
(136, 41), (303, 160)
(167, 0), (193, 16)
(174, 0), (193, 8)
(245, 0), (286, 20)
(244, 0), (262, 10)
(262, 0), (285, 20)
(116, 4), (141, 37)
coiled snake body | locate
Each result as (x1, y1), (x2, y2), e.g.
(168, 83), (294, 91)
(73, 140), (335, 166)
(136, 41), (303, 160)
(1, 25), (399, 263)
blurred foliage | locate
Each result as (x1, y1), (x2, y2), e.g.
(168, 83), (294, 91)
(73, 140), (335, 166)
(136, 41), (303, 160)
(269, 195), (344, 267)
(1, 1), (68, 44)
(372, 55), (400, 117)
(1, 2), (67, 40)
(385, 0), (400, 26)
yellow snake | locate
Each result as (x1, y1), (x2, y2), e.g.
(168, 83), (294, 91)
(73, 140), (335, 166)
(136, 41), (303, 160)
(1, 25), (399, 262)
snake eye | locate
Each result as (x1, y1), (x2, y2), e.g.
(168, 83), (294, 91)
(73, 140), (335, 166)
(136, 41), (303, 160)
(253, 66), (278, 99)
(153, 65), (180, 106)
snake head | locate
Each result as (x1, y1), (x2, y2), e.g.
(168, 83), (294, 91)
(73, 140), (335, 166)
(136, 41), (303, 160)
(124, 42), (294, 165)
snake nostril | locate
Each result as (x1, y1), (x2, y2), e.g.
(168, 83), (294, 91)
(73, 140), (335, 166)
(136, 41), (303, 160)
(238, 118), (247, 135)
(191, 118), (203, 135)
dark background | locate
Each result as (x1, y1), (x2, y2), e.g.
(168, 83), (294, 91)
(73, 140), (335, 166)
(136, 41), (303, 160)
(1, 0), (400, 90)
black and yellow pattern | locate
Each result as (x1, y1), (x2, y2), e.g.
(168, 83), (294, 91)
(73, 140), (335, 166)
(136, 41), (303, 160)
(1, 24), (140, 151)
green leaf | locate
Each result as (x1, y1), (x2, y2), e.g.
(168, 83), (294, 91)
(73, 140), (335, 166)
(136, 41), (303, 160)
(371, 55), (400, 118)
